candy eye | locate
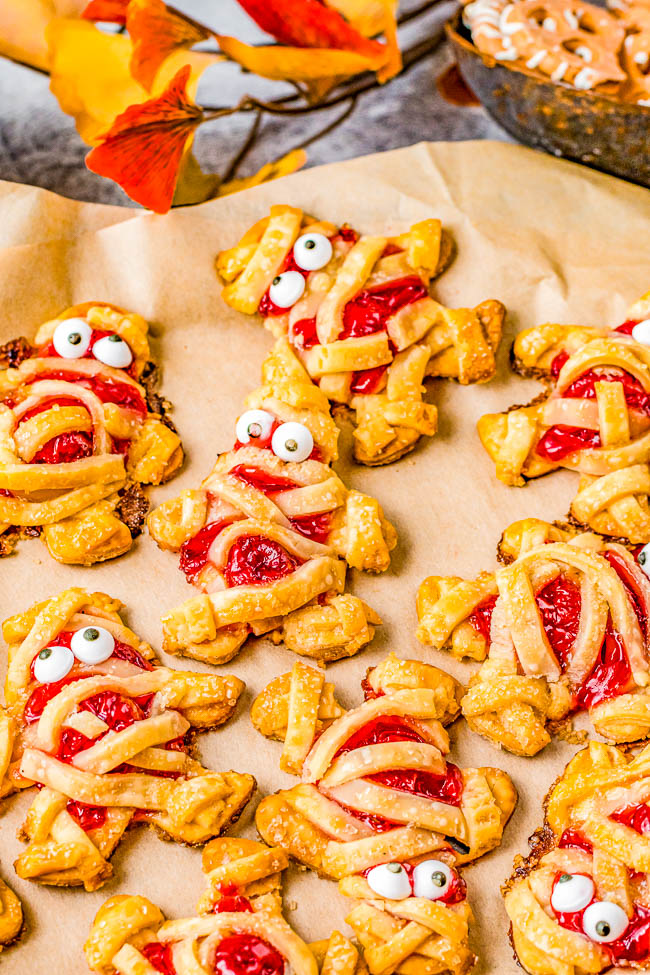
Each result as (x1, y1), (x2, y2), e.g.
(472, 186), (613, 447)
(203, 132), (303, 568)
(235, 409), (275, 445)
(52, 318), (92, 359)
(92, 334), (133, 368)
(70, 626), (115, 664)
(582, 901), (628, 943)
(271, 422), (313, 462)
(293, 233), (333, 271)
(412, 859), (454, 900)
(550, 873), (595, 913)
(269, 271), (306, 308)
(33, 645), (74, 683)
(632, 319), (650, 346)
(366, 863), (411, 900)
(638, 543), (650, 578)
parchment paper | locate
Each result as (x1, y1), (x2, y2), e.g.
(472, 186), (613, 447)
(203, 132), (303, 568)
(1, 140), (650, 974)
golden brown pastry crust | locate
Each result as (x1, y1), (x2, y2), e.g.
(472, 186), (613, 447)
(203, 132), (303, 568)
(417, 516), (650, 756)
(1, 588), (254, 891)
(0, 302), (183, 565)
(253, 655), (517, 877)
(505, 740), (650, 975)
(217, 206), (505, 466)
(85, 837), (364, 975)
(148, 339), (393, 665)
(479, 291), (650, 545)
(0, 877), (22, 952)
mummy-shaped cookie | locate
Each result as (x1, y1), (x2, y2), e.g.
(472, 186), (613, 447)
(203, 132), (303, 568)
(417, 516), (650, 756)
(0, 302), (182, 564)
(85, 836), (364, 975)
(251, 654), (517, 878)
(217, 205), (505, 465)
(148, 339), (395, 665)
(505, 740), (650, 973)
(479, 290), (650, 545)
(0, 588), (255, 890)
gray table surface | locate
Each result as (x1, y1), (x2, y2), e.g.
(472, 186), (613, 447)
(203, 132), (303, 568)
(0, 0), (512, 207)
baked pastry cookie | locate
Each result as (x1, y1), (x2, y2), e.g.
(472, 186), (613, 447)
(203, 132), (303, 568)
(0, 588), (255, 890)
(148, 339), (394, 665)
(85, 836), (364, 975)
(505, 740), (650, 973)
(417, 516), (650, 756)
(0, 302), (183, 564)
(252, 654), (517, 876)
(478, 291), (650, 545)
(217, 205), (506, 465)
(0, 878), (22, 951)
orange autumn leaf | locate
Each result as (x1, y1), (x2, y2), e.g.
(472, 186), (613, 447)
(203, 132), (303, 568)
(0, 0), (86, 71)
(236, 0), (384, 55)
(327, 0), (398, 38)
(47, 17), (216, 143)
(86, 64), (204, 212)
(127, 0), (212, 91)
(82, 0), (128, 22)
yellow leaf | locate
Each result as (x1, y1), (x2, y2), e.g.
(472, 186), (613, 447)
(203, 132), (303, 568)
(326, 0), (398, 38)
(215, 33), (382, 83)
(218, 149), (307, 197)
(173, 149), (220, 207)
(46, 17), (217, 144)
(0, 0), (85, 71)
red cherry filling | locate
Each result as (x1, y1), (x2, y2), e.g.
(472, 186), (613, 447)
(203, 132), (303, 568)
(142, 942), (176, 975)
(27, 370), (146, 414)
(558, 828), (593, 855)
(213, 934), (285, 975)
(333, 714), (464, 834)
(214, 884), (253, 914)
(180, 520), (232, 584)
(467, 594), (497, 641)
(32, 431), (93, 464)
(537, 366), (650, 462)
(230, 465), (331, 543)
(223, 535), (301, 588)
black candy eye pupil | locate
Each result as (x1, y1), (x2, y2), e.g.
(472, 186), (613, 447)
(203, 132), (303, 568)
(38, 648), (52, 660)
(84, 628), (99, 642)
(69, 333), (81, 345)
(559, 873), (572, 883)
(305, 239), (316, 249)
(108, 334), (121, 343)
(285, 439), (298, 452)
(640, 552), (647, 565)
(248, 423), (262, 439)
(273, 276), (282, 286)
(596, 921), (610, 936)
(432, 871), (446, 887)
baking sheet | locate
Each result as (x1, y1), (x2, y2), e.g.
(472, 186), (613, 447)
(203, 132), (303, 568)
(1, 140), (650, 974)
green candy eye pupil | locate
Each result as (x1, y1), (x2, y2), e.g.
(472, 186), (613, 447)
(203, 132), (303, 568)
(84, 628), (100, 642)
(640, 552), (647, 565)
(431, 871), (446, 887)
(559, 874), (572, 883)
(386, 863), (402, 874)
(305, 239), (316, 249)
(272, 276), (281, 286)
(285, 439), (298, 452)
(38, 648), (52, 660)
(69, 333), (81, 345)
(108, 334), (121, 343)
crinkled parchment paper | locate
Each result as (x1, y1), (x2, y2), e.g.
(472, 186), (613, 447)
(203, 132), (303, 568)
(1, 141), (650, 974)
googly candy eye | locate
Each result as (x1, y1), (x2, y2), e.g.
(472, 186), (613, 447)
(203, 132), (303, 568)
(582, 901), (629, 943)
(638, 543), (650, 578)
(550, 873), (595, 913)
(235, 409), (275, 445)
(632, 320), (650, 346)
(33, 644), (74, 683)
(366, 863), (411, 900)
(269, 271), (306, 308)
(412, 859), (454, 900)
(92, 333), (133, 368)
(293, 233), (333, 271)
(70, 626), (115, 664)
(271, 422), (314, 462)
(52, 318), (92, 359)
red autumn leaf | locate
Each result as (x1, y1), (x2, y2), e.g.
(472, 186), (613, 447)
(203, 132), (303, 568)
(236, 0), (384, 57)
(82, 0), (130, 24)
(127, 0), (212, 90)
(86, 64), (204, 213)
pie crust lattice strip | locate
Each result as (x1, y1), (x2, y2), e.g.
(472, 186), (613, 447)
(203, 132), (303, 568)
(84, 836), (365, 975)
(0, 588), (255, 891)
(253, 654), (517, 870)
(216, 205), (506, 466)
(478, 290), (650, 545)
(504, 740), (650, 973)
(0, 302), (183, 564)
(417, 516), (650, 756)
(0, 877), (22, 952)
(148, 338), (395, 665)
